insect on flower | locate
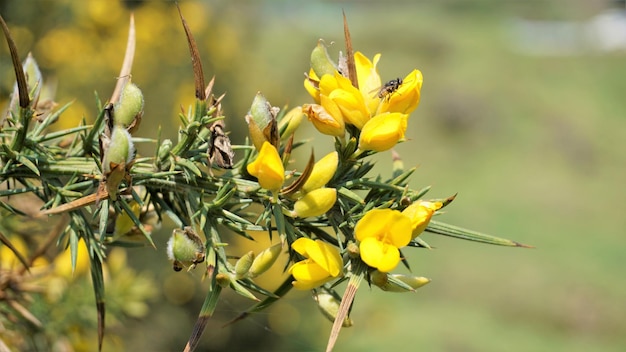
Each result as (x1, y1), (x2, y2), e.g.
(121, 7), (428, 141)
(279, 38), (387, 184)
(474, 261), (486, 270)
(377, 77), (403, 101)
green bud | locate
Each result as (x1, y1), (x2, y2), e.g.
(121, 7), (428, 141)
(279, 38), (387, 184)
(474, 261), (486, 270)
(310, 39), (337, 78)
(114, 82), (144, 131)
(235, 251), (255, 279)
(293, 188), (337, 218)
(245, 92), (279, 150)
(158, 139), (173, 160)
(248, 243), (282, 278)
(102, 126), (134, 173)
(102, 126), (134, 200)
(313, 292), (353, 327)
(166, 227), (205, 272)
(370, 270), (430, 292)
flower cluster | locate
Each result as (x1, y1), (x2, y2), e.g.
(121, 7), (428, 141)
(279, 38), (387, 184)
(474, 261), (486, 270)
(303, 42), (422, 152)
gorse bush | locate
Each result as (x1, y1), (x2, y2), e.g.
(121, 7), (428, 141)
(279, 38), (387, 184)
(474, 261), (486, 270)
(0, 8), (528, 352)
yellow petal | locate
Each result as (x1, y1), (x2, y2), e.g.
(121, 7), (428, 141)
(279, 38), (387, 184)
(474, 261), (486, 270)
(302, 151), (338, 193)
(329, 88), (370, 130)
(303, 101), (345, 137)
(290, 260), (335, 290)
(378, 69), (423, 114)
(293, 188), (337, 218)
(304, 68), (321, 103)
(291, 237), (314, 257)
(246, 141), (285, 191)
(305, 239), (342, 277)
(354, 52), (382, 113)
(358, 112), (408, 152)
(359, 237), (401, 272)
(402, 200), (441, 239)
(355, 208), (412, 248)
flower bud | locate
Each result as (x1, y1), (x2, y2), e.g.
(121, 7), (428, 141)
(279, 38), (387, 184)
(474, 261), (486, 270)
(313, 292), (353, 327)
(293, 188), (337, 218)
(235, 251), (255, 279)
(246, 92), (279, 150)
(370, 270), (430, 292)
(358, 112), (408, 152)
(310, 39), (337, 78)
(114, 82), (144, 132)
(102, 126), (135, 200)
(166, 227), (205, 272)
(246, 141), (285, 192)
(157, 139), (173, 160)
(302, 151), (338, 193)
(249, 243), (282, 278)
(278, 106), (304, 140)
(102, 126), (134, 173)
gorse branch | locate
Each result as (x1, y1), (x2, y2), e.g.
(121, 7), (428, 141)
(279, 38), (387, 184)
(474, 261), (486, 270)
(0, 10), (530, 352)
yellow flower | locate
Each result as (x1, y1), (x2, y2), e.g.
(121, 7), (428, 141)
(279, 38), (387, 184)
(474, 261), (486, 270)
(320, 72), (370, 129)
(402, 200), (443, 239)
(378, 69), (423, 115)
(302, 102), (345, 137)
(358, 112), (408, 152)
(355, 209), (412, 272)
(53, 239), (91, 280)
(289, 238), (343, 290)
(247, 141), (285, 192)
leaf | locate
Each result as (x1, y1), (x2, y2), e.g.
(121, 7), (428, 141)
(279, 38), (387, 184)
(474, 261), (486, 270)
(0, 14), (29, 108)
(280, 150), (315, 197)
(16, 155), (40, 176)
(89, 253), (106, 352)
(342, 11), (358, 89)
(177, 3), (206, 101)
(426, 220), (533, 247)
(117, 196), (156, 249)
(183, 278), (222, 352)
(110, 14), (135, 106)
(223, 275), (294, 327)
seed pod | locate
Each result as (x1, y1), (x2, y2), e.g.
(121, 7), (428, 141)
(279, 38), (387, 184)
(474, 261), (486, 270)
(166, 227), (205, 272)
(114, 82), (144, 133)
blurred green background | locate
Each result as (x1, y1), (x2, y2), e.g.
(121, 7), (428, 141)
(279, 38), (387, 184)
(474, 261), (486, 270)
(1, 0), (625, 351)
